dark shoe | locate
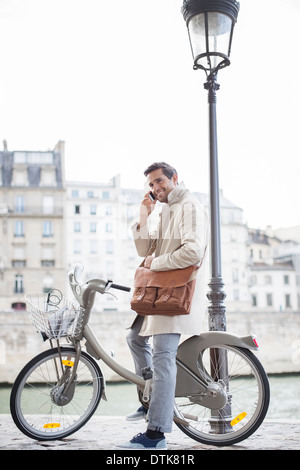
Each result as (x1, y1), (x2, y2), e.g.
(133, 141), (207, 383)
(125, 405), (147, 421)
(116, 432), (167, 450)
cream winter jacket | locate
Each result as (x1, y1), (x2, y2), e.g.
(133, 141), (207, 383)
(131, 183), (209, 336)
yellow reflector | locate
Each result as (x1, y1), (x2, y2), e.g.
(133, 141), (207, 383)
(43, 423), (61, 429)
(62, 360), (74, 367)
(231, 412), (247, 426)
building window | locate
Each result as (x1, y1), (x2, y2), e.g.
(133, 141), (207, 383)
(15, 195), (25, 213)
(74, 222), (81, 232)
(87, 191), (94, 198)
(40, 167), (56, 187)
(14, 274), (23, 293)
(75, 205), (80, 214)
(74, 240), (81, 254)
(251, 294), (257, 307)
(232, 268), (239, 283)
(14, 221), (24, 237)
(106, 240), (114, 254)
(71, 190), (79, 198)
(105, 223), (113, 233)
(43, 221), (53, 237)
(285, 294), (291, 308)
(43, 274), (53, 293)
(43, 196), (54, 214)
(12, 260), (26, 267)
(90, 240), (98, 254)
(41, 245), (54, 261)
(41, 260), (55, 267)
(90, 204), (97, 215)
(14, 151), (53, 165)
(265, 275), (272, 285)
(233, 289), (240, 301)
(105, 205), (113, 216)
(106, 261), (114, 277)
(11, 302), (26, 310)
(284, 275), (290, 285)
(12, 168), (27, 186)
(266, 293), (273, 307)
(230, 230), (237, 242)
(103, 191), (110, 199)
(90, 222), (97, 233)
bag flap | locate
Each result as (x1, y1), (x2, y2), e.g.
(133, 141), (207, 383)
(133, 265), (197, 288)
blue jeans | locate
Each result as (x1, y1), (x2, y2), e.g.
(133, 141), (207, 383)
(126, 315), (180, 433)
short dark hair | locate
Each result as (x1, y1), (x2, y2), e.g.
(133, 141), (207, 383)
(144, 162), (177, 180)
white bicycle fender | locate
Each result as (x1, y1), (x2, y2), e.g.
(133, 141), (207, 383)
(175, 332), (259, 398)
(177, 331), (259, 363)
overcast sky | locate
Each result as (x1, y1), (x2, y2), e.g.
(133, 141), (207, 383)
(0, 0), (299, 230)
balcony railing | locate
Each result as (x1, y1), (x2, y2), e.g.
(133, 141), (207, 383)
(3, 206), (64, 216)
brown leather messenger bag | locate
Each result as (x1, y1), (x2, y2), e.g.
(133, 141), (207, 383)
(130, 263), (198, 316)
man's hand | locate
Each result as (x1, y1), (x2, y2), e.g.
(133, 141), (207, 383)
(138, 192), (156, 229)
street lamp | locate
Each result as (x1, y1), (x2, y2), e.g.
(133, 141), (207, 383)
(182, 0), (239, 333)
(182, 0), (240, 433)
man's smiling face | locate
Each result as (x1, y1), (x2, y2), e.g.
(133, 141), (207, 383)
(147, 168), (178, 203)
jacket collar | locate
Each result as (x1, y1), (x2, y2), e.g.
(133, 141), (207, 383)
(167, 182), (189, 206)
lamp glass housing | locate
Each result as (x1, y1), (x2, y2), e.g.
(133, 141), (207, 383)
(188, 11), (234, 72)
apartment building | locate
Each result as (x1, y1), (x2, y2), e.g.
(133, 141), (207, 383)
(247, 229), (298, 312)
(0, 141), (66, 310)
(66, 176), (138, 311)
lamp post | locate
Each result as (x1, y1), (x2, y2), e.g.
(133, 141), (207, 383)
(181, 0), (239, 333)
(182, 0), (240, 433)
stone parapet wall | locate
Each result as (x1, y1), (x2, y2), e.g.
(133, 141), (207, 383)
(0, 310), (299, 383)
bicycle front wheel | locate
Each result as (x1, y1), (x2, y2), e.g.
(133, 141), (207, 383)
(174, 345), (270, 446)
(10, 347), (103, 441)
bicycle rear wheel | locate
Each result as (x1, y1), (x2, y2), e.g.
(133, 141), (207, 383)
(174, 345), (270, 446)
(10, 347), (103, 441)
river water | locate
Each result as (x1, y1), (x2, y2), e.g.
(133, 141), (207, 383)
(1, 374), (299, 419)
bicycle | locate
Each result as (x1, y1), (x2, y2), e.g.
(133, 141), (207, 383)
(10, 264), (270, 447)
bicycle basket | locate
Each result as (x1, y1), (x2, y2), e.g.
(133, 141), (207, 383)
(25, 293), (84, 340)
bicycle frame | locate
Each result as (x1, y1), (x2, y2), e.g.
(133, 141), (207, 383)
(83, 324), (145, 389)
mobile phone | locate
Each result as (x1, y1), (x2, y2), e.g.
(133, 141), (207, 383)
(148, 191), (156, 202)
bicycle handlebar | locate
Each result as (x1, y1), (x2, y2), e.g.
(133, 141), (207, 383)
(110, 283), (131, 292)
(68, 264), (131, 308)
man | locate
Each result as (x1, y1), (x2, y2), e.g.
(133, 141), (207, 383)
(117, 162), (208, 450)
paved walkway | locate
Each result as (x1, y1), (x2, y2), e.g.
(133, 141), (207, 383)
(1, 414), (300, 451)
